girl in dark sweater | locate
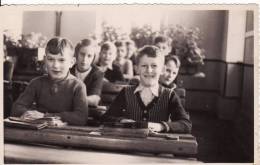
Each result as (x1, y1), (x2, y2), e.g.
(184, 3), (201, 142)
(71, 38), (104, 107)
(97, 41), (124, 83)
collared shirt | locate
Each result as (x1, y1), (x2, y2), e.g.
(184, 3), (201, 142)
(134, 84), (159, 106)
(102, 85), (192, 133)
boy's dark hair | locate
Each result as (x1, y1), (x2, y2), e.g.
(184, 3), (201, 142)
(114, 40), (126, 48)
(74, 38), (95, 58)
(125, 39), (136, 47)
(100, 41), (116, 53)
(136, 45), (163, 64)
(165, 55), (181, 68)
(154, 35), (169, 45)
(45, 37), (74, 56)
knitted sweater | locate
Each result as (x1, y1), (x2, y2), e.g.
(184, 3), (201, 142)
(11, 73), (88, 126)
(70, 65), (104, 96)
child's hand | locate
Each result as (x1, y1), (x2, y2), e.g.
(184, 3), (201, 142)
(148, 122), (165, 132)
(103, 78), (109, 82)
(21, 110), (44, 120)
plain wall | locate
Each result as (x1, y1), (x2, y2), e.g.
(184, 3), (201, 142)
(167, 10), (226, 60)
(60, 11), (96, 46)
(167, 11), (227, 113)
(225, 10), (246, 63)
(3, 10), (23, 35)
(231, 10), (254, 161)
(22, 11), (56, 39)
(22, 11), (97, 46)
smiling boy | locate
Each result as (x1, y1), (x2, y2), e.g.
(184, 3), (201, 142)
(102, 46), (191, 133)
(160, 55), (181, 89)
(11, 37), (88, 126)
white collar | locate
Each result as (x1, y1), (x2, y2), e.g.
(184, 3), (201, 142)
(107, 63), (113, 70)
(134, 83), (159, 97)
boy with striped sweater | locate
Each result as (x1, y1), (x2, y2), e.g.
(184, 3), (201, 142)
(103, 46), (191, 133)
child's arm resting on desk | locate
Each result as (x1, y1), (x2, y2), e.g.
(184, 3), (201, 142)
(86, 70), (104, 106)
(49, 84), (88, 126)
(101, 88), (128, 123)
(11, 79), (40, 117)
(165, 91), (192, 133)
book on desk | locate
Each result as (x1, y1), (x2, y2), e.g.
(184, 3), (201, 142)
(4, 116), (67, 130)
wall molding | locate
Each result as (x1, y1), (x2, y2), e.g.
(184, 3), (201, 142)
(186, 88), (219, 93)
(180, 58), (252, 99)
(204, 58), (253, 67)
(186, 89), (241, 100)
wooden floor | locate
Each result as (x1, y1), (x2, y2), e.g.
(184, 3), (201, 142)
(190, 111), (250, 163)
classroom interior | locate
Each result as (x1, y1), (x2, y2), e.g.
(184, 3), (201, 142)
(2, 7), (255, 163)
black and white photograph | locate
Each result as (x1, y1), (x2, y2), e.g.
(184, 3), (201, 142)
(1, 4), (257, 164)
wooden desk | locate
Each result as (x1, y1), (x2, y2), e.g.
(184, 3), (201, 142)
(4, 143), (200, 164)
(4, 126), (200, 163)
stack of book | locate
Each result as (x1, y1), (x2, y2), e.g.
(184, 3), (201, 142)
(4, 116), (67, 130)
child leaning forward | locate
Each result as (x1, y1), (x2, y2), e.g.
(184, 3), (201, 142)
(11, 37), (88, 126)
(102, 45), (191, 133)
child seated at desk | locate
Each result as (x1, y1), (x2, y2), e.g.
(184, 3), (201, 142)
(125, 39), (138, 73)
(102, 46), (191, 133)
(11, 37), (88, 126)
(113, 40), (134, 80)
(154, 35), (171, 57)
(71, 38), (104, 107)
(97, 41), (124, 83)
(159, 55), (181, 89)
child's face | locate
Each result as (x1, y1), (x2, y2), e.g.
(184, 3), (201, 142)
(156, 42), (170, 56)
(137, 55), (164, 87)
(160, 60), (179, 85)
(116, 46), (127, 60)
(76, 46), (95, 72)
(99, 49), (116, 66)
(44, 49), (74, 81)
(126, 45), (136, 58)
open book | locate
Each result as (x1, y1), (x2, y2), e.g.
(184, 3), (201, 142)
(4, 116), (67, 130)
